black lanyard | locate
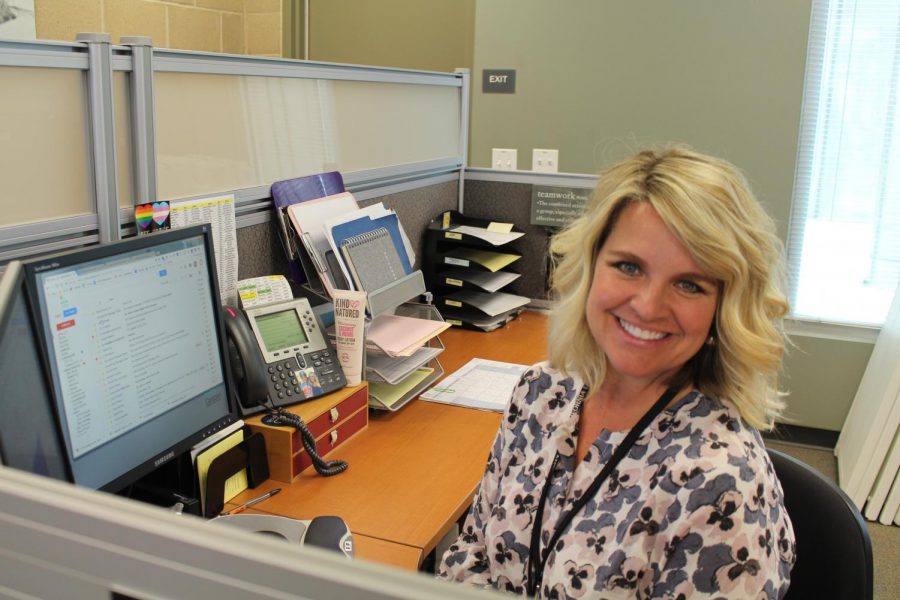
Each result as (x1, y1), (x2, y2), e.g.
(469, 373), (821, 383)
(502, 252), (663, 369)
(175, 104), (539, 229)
(525, 385), (680, 597)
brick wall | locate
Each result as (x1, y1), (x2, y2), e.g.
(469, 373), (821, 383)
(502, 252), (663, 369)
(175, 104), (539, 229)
(35, 0), (282, 56)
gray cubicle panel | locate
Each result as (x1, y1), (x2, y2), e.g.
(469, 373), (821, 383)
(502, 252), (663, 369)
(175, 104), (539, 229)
(0, 466), (500, 599)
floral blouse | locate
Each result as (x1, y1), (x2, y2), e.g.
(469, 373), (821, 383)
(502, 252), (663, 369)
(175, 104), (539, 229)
(438, 363), (796, 599)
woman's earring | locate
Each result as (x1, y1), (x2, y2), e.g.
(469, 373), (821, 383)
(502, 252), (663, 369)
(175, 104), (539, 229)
(706, 335), (716, 347)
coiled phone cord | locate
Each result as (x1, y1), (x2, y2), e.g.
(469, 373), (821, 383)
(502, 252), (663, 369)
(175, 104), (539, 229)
(265, 406), (348, 477)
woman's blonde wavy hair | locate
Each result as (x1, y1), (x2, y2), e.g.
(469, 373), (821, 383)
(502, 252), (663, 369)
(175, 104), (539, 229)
(548, 147), (789, 430)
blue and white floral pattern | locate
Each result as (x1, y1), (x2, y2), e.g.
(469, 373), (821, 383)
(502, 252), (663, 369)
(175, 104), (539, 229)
(438, 363), (796, 599)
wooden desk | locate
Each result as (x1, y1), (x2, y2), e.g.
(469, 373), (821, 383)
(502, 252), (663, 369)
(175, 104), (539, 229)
(229, 311), (548, 570)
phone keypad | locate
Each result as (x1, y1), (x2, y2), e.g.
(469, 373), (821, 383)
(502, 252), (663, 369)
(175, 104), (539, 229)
(266, 349), (345, 403)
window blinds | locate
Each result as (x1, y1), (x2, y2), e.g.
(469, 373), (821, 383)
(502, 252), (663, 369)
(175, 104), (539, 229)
(788, 0), (900, 326)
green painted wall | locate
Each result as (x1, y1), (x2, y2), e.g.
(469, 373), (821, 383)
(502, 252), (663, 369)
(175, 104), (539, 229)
(471, 0), (809, 239)
(299, 0), (875, 432)
(781, 336), (873, 430)
(306, 0), (474, 72)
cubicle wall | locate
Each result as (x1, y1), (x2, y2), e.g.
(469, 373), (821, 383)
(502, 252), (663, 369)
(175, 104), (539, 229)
(0, 37), (469, 268)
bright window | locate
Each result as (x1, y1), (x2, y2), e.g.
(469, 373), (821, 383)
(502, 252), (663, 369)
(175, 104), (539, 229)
(789, 0), (900, 326)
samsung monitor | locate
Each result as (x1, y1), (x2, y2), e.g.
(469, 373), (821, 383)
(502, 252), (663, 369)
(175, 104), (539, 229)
(24, 225), (238, 493)
(0, 261), (71, 481)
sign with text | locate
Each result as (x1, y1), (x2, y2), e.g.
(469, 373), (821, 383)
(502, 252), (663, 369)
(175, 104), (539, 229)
(530, 185), (591, 228)
(482, 69), (516, 93)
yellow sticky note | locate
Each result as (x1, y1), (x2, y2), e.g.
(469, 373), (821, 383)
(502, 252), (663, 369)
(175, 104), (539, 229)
(487, 221), (514, 233)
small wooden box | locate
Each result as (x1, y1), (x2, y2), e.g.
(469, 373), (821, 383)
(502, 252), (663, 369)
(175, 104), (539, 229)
(244, 383), (369, 483)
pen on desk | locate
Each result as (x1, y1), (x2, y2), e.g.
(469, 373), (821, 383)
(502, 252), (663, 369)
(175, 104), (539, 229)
(220, 488), (282, 516)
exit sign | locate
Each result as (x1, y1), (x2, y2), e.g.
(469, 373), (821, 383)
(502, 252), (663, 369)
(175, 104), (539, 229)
(482, 69), (516, 93)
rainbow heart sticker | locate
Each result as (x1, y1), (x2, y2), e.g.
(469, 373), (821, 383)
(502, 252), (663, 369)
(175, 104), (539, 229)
(135, 204), (153, 231)
(152, 201), (170, 226)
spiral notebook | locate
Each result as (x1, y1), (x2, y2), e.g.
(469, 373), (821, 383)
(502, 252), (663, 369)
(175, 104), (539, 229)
(340, 227), (406, 292)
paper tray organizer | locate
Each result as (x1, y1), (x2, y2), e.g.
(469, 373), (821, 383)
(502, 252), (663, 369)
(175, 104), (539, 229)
(364, 302), (445, 411)
(270, 173), (445, 412)
(422, 210), (527, 332)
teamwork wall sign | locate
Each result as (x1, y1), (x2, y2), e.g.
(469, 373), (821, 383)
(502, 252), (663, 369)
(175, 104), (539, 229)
(530, 185), (591, 228)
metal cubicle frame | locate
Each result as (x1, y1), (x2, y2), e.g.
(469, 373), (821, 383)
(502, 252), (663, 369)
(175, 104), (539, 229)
(0, 35), (470, 265)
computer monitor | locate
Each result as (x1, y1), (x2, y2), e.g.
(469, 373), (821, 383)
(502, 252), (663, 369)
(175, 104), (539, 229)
(24, 225), (238, 493)
(0, 261), (71, 482)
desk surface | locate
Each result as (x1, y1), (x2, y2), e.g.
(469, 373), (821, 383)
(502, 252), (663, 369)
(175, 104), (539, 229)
(230, 310), (548, 569)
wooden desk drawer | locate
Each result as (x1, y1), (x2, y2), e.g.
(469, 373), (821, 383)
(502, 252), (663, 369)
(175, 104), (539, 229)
(292, 406), (368, 474)
(245, 383), (368, 482)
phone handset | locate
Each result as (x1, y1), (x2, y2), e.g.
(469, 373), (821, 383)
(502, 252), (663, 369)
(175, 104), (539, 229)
(221, 305), (348, 477)
(222, 306), (269, 410)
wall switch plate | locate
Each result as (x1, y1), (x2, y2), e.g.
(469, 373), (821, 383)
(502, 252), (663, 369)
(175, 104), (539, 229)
(492, 148), (517, 171)
(532, 148), (559, 173)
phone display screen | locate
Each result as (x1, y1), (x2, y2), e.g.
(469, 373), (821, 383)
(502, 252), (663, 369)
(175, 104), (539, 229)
(255, 309), (308, 352)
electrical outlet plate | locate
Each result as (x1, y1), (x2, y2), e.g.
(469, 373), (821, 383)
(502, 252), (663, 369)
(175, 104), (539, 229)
(492, 148), (517, 171)
(532, 149), (559, 173)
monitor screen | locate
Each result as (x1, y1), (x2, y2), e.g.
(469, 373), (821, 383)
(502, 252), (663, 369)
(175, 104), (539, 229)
(0, 262), (70, 482)
(25, 225), (237, 492)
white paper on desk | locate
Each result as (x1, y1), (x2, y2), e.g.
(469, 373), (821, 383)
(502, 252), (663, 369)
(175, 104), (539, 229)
(420, 358), (529, 412)
(170, 194), (239, 306)
(451, 225), (524, 246)
(238, 275), (293, 309)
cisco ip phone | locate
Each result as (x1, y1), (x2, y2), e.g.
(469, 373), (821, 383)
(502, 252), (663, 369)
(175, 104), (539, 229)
(222, 297), (346, 415)
(223, 297), (348, 477)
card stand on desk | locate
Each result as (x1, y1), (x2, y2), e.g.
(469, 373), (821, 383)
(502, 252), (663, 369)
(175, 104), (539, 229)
(364, 302), (445, 412)
(204, 431), (270, 519)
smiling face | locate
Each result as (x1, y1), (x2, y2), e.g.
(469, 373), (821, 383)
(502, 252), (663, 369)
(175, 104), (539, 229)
(586, 202), (720, 390)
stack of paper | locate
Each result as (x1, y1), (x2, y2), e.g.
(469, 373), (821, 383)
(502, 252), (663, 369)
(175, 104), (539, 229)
(443, 290), (531, 317)
(368, 367), (435, 409)
(366, 313), (451, 357)
(444, 247), (521, 272)
(450, 224), (524, 246)
(287, 192), (360, 295)
(286, 194), (417, 296)
(440, 268), (522, 293)
(366, 346), (444, 384)
(441, 307), (525, 332)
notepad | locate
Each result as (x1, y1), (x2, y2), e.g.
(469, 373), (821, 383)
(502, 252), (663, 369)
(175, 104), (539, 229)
(340, 227), (406, 292)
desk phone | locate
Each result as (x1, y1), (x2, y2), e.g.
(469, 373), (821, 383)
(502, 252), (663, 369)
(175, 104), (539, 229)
(223, 298), (346, 414)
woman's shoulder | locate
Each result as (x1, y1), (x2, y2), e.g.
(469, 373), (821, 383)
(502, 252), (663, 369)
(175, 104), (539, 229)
(657, 391), (775, 489)
(507, 362), (584, 416)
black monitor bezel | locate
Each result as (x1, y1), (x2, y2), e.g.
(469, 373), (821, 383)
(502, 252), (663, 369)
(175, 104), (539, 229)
(0, 261), (74, 482)
(23, 225), (239, 493)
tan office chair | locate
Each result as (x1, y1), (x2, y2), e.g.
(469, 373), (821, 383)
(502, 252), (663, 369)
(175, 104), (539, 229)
(766, 448), (873, 600)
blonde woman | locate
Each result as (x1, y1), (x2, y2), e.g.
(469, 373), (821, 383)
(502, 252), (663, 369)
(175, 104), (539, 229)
(439, 148), (796, 598)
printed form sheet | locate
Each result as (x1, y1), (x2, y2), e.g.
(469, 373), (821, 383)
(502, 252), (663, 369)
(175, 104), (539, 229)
(170, 194), (239, 306)
(420, 358), (529, 412)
